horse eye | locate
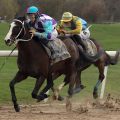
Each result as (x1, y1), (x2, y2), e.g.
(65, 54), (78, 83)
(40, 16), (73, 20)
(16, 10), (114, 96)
(17, 26), (21, 30)
(12, 26), (21, 35)
(14, 26), (21, 31)
(17, 26), (21, 29)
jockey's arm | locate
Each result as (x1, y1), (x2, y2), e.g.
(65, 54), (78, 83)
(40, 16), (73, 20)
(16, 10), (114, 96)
(56, 21), (64, 33)
(34, 20), (53, 40)
(67, 20), (82, 34)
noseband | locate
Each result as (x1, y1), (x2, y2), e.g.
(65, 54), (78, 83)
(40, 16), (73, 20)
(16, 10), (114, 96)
(13, 19), (32, 42)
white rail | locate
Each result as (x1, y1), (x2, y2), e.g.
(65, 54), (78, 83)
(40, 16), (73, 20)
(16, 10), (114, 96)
(0, 50), (117, 57)
(0, 50), (18, 57)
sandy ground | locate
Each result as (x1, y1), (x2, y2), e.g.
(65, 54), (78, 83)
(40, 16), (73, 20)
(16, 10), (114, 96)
(0, 96), (120, 120)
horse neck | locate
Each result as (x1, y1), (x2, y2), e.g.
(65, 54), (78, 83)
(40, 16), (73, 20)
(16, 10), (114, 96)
(17, 41), (33, 59)
(17, 40), (32, 51)
(17, 25), (37, 54)
(18, 37), (49, 61)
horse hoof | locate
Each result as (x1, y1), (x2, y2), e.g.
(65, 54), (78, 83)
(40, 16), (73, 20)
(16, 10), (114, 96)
(73, 85), (86, 94)
(73, 87), (81, 94)
(80, 85), (86, 89)
(52, 95), (57, 100)
(14, 105), (20, 112)
(68, 89), (73, 96)
(93, 92), (98, 99)
(52, 95), (64, 101)
(37, 93), (49, 102)
(58, 95), (64, 101)
(32, 93), (37, 99)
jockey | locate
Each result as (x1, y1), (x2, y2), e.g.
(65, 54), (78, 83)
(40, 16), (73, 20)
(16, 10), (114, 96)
(57, 12), (90, 51)
(26, 6), (58, 43)
(26, 6), (70, 64)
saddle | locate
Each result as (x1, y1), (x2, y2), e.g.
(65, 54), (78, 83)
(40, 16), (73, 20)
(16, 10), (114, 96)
(83, 38), (98, 56)
(40, 38), (71, 65)
(78, 38), (102, 62)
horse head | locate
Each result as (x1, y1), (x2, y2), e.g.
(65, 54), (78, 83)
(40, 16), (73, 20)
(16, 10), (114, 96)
(4, 16), (31, 46)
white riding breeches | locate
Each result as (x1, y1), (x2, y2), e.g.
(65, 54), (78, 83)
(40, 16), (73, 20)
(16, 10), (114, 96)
(79, 29), (90, 40)
(50, 29), (58, 40)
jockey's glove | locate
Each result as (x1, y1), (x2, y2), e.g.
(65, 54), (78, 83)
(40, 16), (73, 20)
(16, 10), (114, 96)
(29, 29), (36, 35)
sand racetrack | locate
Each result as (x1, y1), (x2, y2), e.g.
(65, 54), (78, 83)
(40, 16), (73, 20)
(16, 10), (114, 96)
(0, 97), (120, 120)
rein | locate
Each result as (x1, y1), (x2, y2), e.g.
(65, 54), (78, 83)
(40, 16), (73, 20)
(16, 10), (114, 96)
(0, 19), (32, 72)
(0, 46), (16, 72)
(13, 19), (32, 43)
(13, 19), (26, 40)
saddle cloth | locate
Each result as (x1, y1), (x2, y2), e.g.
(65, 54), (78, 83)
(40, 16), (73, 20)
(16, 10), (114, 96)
(83, 39), (98, 56)
(45, 38), (71, 65)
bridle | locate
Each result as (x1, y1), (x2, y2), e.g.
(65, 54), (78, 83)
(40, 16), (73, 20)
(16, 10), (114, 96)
(13, 19), (32, 42)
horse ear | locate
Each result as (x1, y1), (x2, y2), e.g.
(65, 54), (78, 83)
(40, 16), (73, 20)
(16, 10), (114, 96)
(15, 16), (27, 22)
(22, 16), (27, 21)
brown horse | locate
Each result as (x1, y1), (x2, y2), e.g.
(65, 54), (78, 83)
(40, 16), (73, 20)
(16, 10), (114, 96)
(4, 17), (80, 112)
(54, 37), (119, 100)
(37, 36), (119, 102)
(4, 17), (119, 112)
(75, 38), (119, 98)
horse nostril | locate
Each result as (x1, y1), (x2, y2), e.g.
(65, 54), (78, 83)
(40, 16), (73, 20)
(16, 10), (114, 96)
(5, 39), (11, 46)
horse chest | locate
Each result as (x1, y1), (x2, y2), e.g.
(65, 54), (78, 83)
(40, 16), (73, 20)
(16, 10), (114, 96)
(17, 54), (49, 76)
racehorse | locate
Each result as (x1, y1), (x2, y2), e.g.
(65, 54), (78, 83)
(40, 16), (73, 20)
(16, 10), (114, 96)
(76, 38), (119, 98)
(4, 16), (80, 112)
(54, 36), (119, 100)
(4, 16), (119, 112)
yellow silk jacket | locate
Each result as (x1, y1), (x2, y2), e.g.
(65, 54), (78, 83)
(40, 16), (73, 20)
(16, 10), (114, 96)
(57, 16), (82, 34)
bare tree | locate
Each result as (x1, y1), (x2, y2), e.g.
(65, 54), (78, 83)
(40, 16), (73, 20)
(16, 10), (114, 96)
(81, 0), (107, 22)
(104, 0), (120, 21)
(0, 0), (19, 20)
(1, 0), (120, 22)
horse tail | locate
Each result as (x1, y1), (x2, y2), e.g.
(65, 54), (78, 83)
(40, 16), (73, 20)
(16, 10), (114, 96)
(80, 50), (103, 62)
(105, 51), (120, 65)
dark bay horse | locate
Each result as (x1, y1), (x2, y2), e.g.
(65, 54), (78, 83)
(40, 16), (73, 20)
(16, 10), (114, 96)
(4, 17), (119, 112)
(54, 37), (119, 100)
(76, 39), (119, 98)
(4, 17), (80, 112)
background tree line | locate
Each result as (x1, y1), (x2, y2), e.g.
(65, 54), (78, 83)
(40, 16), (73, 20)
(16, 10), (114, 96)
(0, 0), (120, 22)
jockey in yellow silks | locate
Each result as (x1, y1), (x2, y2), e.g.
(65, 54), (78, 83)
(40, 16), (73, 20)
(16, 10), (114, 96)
(57, 12), (90, 51)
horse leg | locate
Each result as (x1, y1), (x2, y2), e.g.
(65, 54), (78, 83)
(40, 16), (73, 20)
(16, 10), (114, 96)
(37, 67), (76, 102)
(53, 70), (85, 100)
(37, 71), (53, 101)
(31, 76), (45, 99)
(54, 70), (76, 98)
(52, 75), (70, 101)
(37, 73), (66, 102)
(9, 71), (28, 112)
(66, 69), (77, 112)
(73, 70), (86, 94)
(51, 86), (64, 101)
(93, 61), (105, 99)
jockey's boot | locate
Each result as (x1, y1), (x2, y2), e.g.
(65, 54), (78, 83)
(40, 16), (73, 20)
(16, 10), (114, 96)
(73, 35), (87, 52)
